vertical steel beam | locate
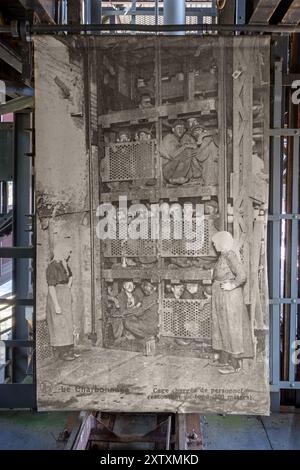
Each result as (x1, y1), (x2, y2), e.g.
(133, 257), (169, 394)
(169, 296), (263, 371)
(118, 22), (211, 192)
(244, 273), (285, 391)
(235, 0), (246, 25)
(91, 0), (101, 24)
(131, 0), (137, 25)
(164, 0), (185, 35)
(84, 0), (92, 24)
(13, 111), (32, 383)
(269, 60), (283, 409)
(289, 135), (299, 385)
(155, 0), (159, 26)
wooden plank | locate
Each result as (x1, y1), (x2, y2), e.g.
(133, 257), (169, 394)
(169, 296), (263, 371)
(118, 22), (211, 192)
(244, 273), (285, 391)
(99, 99), (216, 127)
(102, 268), (213, 281)
(281, 0), (300, 24)
(185, 414), (203, 450)
(249, 0), (282, 24)
(176, 414), (203, 450)
(177, 414), (187, 450)
(217, 36), (227, 231)
(100, 186), (218, 203)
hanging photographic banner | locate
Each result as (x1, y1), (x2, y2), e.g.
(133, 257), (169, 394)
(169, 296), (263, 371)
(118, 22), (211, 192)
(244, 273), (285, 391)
(35, 35), (270, 414)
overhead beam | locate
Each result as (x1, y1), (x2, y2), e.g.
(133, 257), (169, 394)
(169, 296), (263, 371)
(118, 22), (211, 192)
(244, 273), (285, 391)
(0, 96), (34, 115)
(281, 0), (300, 24)
(1, 81), (34, 98)
(0, 40), (22, 74)
(18, 0), (56, 24)
(249, 0), (282, 23)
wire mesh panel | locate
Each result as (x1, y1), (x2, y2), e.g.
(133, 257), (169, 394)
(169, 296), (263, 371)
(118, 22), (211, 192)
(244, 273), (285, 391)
(103, 238), (157, 257)
(161, 217), (211, 256)
(101, 140), (157, 182)
(36, 320), (53, 362)
(161, 298), (211, 340)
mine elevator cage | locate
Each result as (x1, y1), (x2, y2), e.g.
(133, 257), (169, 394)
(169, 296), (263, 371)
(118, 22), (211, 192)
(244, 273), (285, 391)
(0, 2), (299, 410)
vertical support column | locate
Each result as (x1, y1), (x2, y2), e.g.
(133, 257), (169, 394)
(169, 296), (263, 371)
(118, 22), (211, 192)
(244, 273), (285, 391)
(269, 60), (283, 410)
(84, 0), (101, 25)
(91, 0), (102, 24)
(235, 0), (246, 26)
(131, 0), (137, 25)
(164, 0), (185, 35)
(289, 135), (299, 385)
(13, 111), (32, 383)
(217, 37), (227, 231)
(84, 0), (92, 24)
(232, 37), (253, 304)
(155, 0), (159, 26)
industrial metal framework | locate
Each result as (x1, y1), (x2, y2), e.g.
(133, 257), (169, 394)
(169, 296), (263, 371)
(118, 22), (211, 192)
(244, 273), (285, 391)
(0, 0), (299, 410)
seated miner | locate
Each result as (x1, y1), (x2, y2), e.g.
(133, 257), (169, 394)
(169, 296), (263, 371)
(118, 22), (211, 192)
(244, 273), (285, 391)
(182, 117), (201, 144)
(123, 281), (158, 340)
(161, 120), (191, 185)
(171, 283), (185, 300)
(190, 124), (219, 186)
(139, 92), (154, 110)
(117, 128), (131, 143)
(110, 281), (143, 341)
(136, 127), (152, 142)
(182, 282), (206, 300)
(162, 120), (217, 185)
(103, 284), (120, 311)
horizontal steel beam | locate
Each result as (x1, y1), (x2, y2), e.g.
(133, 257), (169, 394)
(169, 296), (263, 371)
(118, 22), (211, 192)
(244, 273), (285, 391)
(0, 97), (34, 115)
(101, 7), (216, 16)
(3, 81), (34, 98)
(0, 247), (34, 258)
(0, 299), (34, 306)
(4, 22), (300, 35)
(269, 129), (300, 136)
(268, 214), (300, 220)
(0, 384), (36, 408)
(3, 340), (34, 348)
(269, 298), (300, 304)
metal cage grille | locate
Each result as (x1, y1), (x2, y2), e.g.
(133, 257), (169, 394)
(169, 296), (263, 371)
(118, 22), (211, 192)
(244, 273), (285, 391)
(36, 320), (53, 362)
(103, 238), (157, 257)
(161, 217), (211, 256)
(161, 298), (211, 339)
(101, 140), (157, 182)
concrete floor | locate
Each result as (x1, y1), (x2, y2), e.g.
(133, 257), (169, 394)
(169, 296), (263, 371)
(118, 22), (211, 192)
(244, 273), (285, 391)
(0, 411), (70, 450)
(0, 410), (299, 449)
(201, 413), (300, 450)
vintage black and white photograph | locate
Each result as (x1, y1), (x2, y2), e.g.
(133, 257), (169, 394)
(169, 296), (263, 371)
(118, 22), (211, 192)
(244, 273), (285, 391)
(35, 35), (270, 414)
